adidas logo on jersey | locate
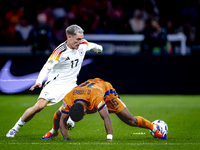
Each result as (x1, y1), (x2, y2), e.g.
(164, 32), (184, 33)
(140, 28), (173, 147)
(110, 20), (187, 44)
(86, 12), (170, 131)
(65, 57), (70, 61)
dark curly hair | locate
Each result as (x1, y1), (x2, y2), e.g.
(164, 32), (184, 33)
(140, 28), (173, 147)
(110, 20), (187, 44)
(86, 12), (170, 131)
(69, 103), (84, 122)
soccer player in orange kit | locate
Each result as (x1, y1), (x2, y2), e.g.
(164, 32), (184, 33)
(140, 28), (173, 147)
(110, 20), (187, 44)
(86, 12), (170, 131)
(59, 78), (167, 141)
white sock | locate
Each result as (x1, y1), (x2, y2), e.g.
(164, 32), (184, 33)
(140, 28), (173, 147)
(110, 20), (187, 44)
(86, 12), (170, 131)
(50, 128), (58, 134)
(13, 118), (26, 132)
(152, 124), (157, 133)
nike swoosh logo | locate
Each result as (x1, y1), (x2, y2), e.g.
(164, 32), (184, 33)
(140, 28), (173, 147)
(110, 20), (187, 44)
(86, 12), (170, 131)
(0, 58), (94, 94)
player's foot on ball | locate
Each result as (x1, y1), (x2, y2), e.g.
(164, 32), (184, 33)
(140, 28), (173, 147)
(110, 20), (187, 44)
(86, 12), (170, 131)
(159, 133), (167, 140)
(6, 129), (17, 137)
(41, 131), (59, 139)
(154, 125), (167, 140)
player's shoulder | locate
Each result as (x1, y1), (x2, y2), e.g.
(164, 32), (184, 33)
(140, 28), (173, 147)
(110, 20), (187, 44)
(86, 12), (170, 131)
(49, 41), (67, 60)
(54, 41), (67, 52)
(81, 39), (89, 46)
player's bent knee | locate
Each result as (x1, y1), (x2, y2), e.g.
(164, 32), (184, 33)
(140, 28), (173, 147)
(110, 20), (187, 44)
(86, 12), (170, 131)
(32, 101), (47, 113)
(32, 105), (44, 113)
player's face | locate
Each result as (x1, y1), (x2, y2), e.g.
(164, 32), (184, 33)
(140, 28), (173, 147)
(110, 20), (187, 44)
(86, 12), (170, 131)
(67, 33), (84, 49)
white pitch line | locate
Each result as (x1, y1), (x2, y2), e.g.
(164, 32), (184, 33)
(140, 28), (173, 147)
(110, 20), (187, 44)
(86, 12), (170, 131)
(0, 143), (199, 145)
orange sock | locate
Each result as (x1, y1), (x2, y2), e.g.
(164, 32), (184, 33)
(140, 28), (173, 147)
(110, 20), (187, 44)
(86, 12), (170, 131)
(135, 116), (153, 130)
(52, 111), (60, 130)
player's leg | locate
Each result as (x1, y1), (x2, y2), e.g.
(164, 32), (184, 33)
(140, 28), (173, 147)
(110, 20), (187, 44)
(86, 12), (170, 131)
(42, 106), (62, 139)
(116, 108), (153, 129)
(41, 106), (75, 139)
(134, 115), (167, 139)
(116, 108), (166, 139)
(41, 82), (77, 139)
(51, 108), (62, 132)
(21, 98), (49, 122)
(6, 98), (48, 137)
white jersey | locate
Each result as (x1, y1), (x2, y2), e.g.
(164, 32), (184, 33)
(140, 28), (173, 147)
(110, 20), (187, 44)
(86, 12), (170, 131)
(36, 40), (102, 85)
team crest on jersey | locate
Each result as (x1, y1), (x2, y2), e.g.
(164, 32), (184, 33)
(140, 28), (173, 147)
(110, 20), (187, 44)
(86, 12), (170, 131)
(78, 48), (84, 56)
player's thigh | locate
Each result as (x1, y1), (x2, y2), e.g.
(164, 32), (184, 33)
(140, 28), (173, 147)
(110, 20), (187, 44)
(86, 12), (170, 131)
(106, 96), (126, 113)
(34, 98), (49, 110)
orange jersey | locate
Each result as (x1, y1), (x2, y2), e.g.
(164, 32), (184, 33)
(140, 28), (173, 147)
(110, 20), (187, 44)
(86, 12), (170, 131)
(61, 78), (126, 114)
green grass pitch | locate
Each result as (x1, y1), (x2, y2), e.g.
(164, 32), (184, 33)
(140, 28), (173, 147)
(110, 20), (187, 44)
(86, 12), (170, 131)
(0, 94), (199, 150)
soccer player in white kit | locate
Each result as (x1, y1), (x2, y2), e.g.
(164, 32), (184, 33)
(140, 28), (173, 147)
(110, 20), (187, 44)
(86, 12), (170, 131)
(6, 24), (103, 138)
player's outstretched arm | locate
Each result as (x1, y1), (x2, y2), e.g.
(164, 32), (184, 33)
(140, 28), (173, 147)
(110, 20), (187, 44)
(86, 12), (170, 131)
(98, 106), (113, 141)
(60, 113), (71, 141)
(83, 39), (103, 53)
(29, 83), (42, 91)
(93, 50), (102, 53)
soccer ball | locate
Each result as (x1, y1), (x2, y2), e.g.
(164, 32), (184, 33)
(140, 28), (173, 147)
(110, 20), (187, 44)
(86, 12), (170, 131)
(66, 117), (75, 130)
(150, 120), (168, 138)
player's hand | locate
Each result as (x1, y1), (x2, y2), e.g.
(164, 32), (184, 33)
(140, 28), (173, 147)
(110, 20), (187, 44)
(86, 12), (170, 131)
(29, 83), (42, 91)
(93, 50), (102, 53)
(106, 139), (112, 141)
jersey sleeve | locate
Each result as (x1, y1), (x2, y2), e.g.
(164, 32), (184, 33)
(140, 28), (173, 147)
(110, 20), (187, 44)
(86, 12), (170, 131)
(61, 101), (70, 114)
(35, 48), (63, 84)
(82, 40), (103, 53)
(93, 97), (106, 112)
(88, 42), (103, 53)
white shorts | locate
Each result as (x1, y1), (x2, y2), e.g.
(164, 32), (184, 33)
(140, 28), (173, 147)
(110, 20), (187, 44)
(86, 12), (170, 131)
(38, 80), (77, 106)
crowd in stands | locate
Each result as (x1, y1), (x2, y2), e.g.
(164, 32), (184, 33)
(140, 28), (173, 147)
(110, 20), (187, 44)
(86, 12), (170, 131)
(0, 0), (200, 53)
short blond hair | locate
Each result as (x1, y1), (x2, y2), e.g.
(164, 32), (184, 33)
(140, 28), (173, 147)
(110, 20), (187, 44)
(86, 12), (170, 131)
(66, 24), (84, 36)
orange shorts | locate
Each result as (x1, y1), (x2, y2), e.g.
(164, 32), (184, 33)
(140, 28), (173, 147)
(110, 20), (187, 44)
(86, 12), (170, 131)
(104, 90), (126, 113)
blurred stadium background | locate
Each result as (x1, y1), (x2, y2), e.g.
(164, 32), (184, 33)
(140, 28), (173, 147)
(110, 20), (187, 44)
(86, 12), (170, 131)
(0, 0), (200, 95)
